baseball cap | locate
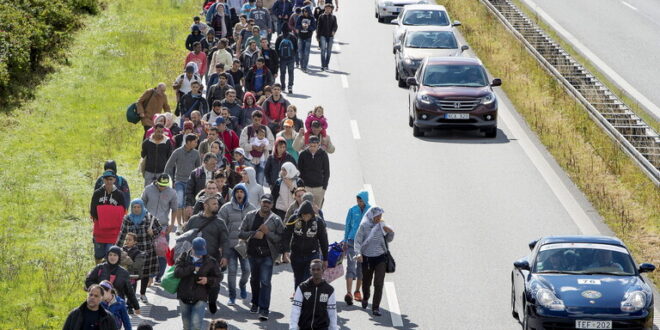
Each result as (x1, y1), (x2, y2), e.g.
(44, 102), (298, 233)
(233, 148), (246, 157)
(156, 174), (170, 187)
(261, 194), (274, 203)
(102, 170), (116, 179)
(192, 237), (208, 256)
(283, 119), (294, 127)
(214, 117), (225, 126)
(308, 136), (320, 144)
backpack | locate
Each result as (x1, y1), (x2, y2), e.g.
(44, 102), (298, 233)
(278, 38), (294, 59)
(173, 218), (214, 260)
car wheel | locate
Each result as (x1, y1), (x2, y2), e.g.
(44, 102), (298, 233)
(395, 66), (399, 81)
(408, 114), (413, 127)
(375, 10), (378, 18)
(398, 77), (407, 88)
(521, 305), (530, 330)
(377, 14), (384, 23)
(511, 281), (519, 321)
(413, 123), (423, 137)
(484, 126), (497, 138)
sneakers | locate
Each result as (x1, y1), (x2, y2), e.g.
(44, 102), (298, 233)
(353, 291), (362, 301)
(287, 87), (292, 94)
(344, 293), (353, 306)
(240, 286), (248, 299)
(139, 294), (149, 304)
(227, 298), (236, 306)
(258, 310), (269, 321)
(250, 305), (259, 313)
(373, 309), (382, 316)
(361, 300), (368, 309)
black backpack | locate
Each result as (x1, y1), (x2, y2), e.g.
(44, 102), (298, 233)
(278, 38), (294, 59)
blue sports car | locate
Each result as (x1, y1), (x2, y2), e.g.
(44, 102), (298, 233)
(511, 236), (656, 329)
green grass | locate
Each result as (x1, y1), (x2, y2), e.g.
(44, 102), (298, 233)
(0, 0), (193, 327)
(440, 0), (660, 283)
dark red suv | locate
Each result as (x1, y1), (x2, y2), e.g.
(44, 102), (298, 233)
(407, 57), (502, 137)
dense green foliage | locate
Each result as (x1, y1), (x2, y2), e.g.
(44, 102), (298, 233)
(0, 0), (192, 327)
(0, 0), (100, 110)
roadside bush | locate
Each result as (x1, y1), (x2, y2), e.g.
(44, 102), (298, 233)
(0, 0), (99, 111)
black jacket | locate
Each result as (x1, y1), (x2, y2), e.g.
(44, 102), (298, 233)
(185, 32), (204, 51)
(62, 302), (117, 330)
(85, 263), (140, 310)
(176, 93), (209, 118)
(183, 213), (230, 261)
(174, 251), (221, 303)
(292, 278), (336, 330)
(185, 166), (210, 207)
(90, 187), (125, 220)
(316, 13), (337, 38)
(141, 137), (174, 173)
(297, 148), (330, 189)
(245, 65), (275, 93)
(275, 33), (298, 61)
(264, 153), (297, 187)
(283, 202), (328, 259)
(261, 47), (279, 75)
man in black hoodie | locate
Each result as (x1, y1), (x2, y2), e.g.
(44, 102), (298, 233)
(289, 259), (338, 330)
(317, 4), (338, 71)
(186, 25), (204, 51)
(282, 200), (329, 291)
(94, 160), (131, 209)
(297, 136), (330, 208)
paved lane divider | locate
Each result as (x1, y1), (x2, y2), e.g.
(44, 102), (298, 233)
(621, 1), (638, 11)
(385, 282), (403, 327)
(350, 120), (361, 139)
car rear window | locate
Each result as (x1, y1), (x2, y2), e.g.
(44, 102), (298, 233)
(403, 10), (449, 26)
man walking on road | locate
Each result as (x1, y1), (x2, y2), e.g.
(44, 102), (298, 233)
(275, 24), (297, 93)
(63, 285), (117, 330)
(297, 136), (329, 208)
(295, 7), (316, 73)
(239, 194), (285, 321)
(136, 83), (171, 131)
(164, 134), (201, 232)
(342, 190), (370, 305)
(141, 124), (174, 186)
(141, 174), (178, 282)
(289, 259), (338, 330)
(185, 153), (220, 214)
(90, 171), (126, 264)
(249, 0), (272, 39)
(317, 4), (338, 71)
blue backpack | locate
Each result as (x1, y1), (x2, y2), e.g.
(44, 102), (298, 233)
(278, 38), (294, 59)
(327, 242), (344, 268)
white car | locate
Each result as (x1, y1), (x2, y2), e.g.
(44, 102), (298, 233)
(391, 4), (461, 48)
(375, 0), (430, 23)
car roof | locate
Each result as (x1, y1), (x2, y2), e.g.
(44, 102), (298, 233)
(402, 4), (448, 11)
(538, 236), (625, 247)
(425, 56), (482, 66)
(404, 26), (455, 33)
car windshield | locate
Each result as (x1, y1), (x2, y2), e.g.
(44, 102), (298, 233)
(533, 243), (637, 276)
(423, 64), (488, 87)
(405, 31), (457, 49)
(402, 10), (449, 26)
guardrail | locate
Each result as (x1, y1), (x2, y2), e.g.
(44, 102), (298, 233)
(479, 0), (660, 185)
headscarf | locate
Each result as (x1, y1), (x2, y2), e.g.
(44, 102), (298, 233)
(361, 206), (384, 224)
(280, 161), (299, 179)
(106, 245), (123, 270)
(128, 199), (148, 225)
(163, 112), (175, 129)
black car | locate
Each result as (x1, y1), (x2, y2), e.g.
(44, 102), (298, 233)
(511, 236), (656, 330)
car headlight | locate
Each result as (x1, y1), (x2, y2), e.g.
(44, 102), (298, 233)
(621, 291), (646, 312)
(384, 1), (393, 6)
(481, 93), (496, 105)
(536, 288), (565, 311)
(417, 93), (432, 105)
(404, 57), (412, 65)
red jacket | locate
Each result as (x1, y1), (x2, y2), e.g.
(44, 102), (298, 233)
(219, 129), (239, 163)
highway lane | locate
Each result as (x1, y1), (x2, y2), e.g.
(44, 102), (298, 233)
(128, 0), (624, 328)
(519, 0), (660, 120)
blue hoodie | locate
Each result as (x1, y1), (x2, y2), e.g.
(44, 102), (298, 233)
(344, 190), (371, 241)
(102, 295), (131, 329)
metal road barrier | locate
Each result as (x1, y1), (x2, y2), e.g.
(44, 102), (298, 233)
(479, 0), (660, 185)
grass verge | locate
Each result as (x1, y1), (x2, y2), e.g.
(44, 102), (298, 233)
(0, 0), (193, 327)
(440, 0), (659, 283)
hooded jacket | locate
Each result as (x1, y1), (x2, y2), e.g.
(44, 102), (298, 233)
(185, 165), (214, 207)
(174, 251), (221, 303)
(218, 127), (240, 162)
(262, 94), (290, 123)
(245, 65), (274, 93)
(218, 184), (257, 248)
(272, 0), (294, 18)
(90, 185), (126, 243)
(240, 46), (260, 71)
(354, 207), (394, 258)
(264, 137), (297, 187)
(240, 92), (265, 127)
(85, 250), (140, 311)
(282, 201), (329, 259)
(183, 211), (230, 261)
(94, 160), (131, 209)
(344, 190), (371, 241)
(295, 9), (316, 39)
(185, 26), (204, 51)
(242, 167), (265, 208)
(62, 302), (117, 330)
(141, 134), (174, 174)
(101, 295), (131, 330)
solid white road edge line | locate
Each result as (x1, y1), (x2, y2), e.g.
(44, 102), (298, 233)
(498, 99), (600, 236)
(341, 74), (349, 88)
(363, 184), (377, 206)
(621, 1), (638, 10)
(350, 120), (361, 139)
(385, 282), (403, 327)
(520, 0), (660, 120)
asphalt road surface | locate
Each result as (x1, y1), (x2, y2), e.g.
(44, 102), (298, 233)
(520, 0), (660, 120)
(127, 0), (656, 328)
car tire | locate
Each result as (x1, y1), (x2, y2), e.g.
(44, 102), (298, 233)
(521, 305), (530, 330)
(484, 126), (497, 138)
(413, 123), (423, 137)
(395, 66), (399, 81)
(398, 77), (407, 88)
(511, 280), (519, 321)
(408, 114), (413, 127)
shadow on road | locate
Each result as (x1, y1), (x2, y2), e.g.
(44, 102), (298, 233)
(418, 128), (512, 144)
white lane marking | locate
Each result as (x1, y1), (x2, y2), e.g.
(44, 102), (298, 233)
(350, 120), (361, 139)
(498, 99), (601, 235)
(363, 184), (377, 206)
(520, 0), (660, 120)
(621, 1), (638, 10)
(341, 74), (349, 88)
(385, 282), (403, 327)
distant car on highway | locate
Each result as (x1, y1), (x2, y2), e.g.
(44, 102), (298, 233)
(375, 0), (429, 23)
(406, 57), (501, 137)
(511, 236), (656, 330)
(391, 4), (461, 48)
(394, 27), (468, 87)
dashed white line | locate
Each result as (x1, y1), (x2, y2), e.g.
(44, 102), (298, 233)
(350, 120), (361, 139)
(363, 184), (377, 206)
(621, 1), (638, 10)
(385, 282), (403, 327)
(341, 74), (349, 88)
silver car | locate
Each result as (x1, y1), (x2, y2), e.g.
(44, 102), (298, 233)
(375, 0), (429, 23)
(394, 27), (468, 87)
(391, 4), (461, 48)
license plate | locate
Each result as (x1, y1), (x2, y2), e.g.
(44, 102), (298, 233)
(445, 113), (470, 119)
(575, 320), (612, 329)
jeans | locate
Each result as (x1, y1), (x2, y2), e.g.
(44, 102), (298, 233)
(92, 238), (112, 260)
(279, 58), (295, 88)
(143, 170), (159, 187)
(319, 36), (334, 68)
(298, 38), (312, 70)
(179, 300), (206, 330)
(248, 256), (274, 311)
(174, 181), (187, 209)
(361, 255), (387, 311)
(291, 253), (317, 290)
(226, 247), (250, 299)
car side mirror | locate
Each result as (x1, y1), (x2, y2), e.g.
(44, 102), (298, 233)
(528, 239), (538, 250)
(514, 259), (530, 271)
(406, 77), (418, 87)
(393, 44), (401, 52)
(453, 20), (461, 27)
(639, 263), (656, 273)
(491, 78), (502, 87)
(461, 45), (469, 52)
(391, 19), (399, 25)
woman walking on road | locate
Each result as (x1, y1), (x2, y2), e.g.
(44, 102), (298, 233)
(116, 198), (163, 305)
(354, 206), (394, 316)
(85, 246), (141, 315)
